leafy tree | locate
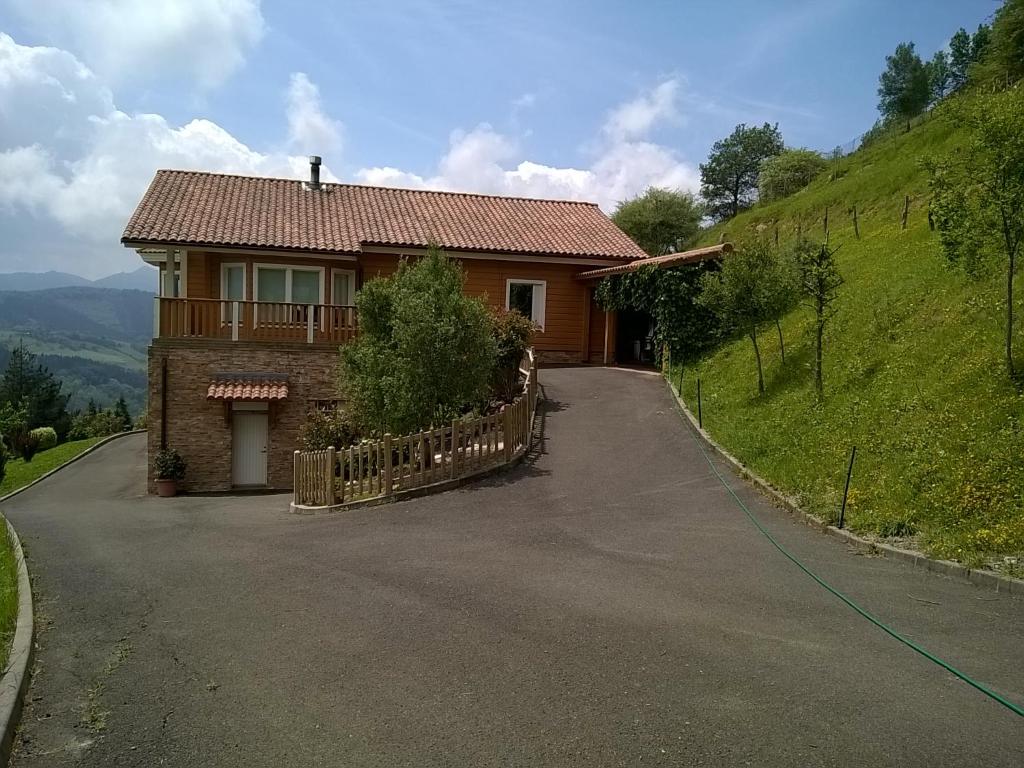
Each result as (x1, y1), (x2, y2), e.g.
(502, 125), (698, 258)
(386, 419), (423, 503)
(792, 239), (843, 398)
(950, 27), (974, 91)
(926, 50), (952, 104)
(0, 439), (6, 486)
(611, 187), (703, 256)
(0, 342), (71, 438)
(699, 123), (784, 221)
(877, 42), (930, 130)
(340, 245), (497, 436)
(298, 408), (356, 451)
(972, 0), (1024, 87)
(697, 241), (789, 395)
(971, 23), (992, 65)
(0, 400), (28, 447)
(113, 395), (132, 432)
(757, 149), (828, 203)
(928, 88), (1024, 377)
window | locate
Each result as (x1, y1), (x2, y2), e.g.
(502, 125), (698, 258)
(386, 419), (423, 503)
(221, 264), (246, 301)
(254, 265), (323, 304)
(332, 270), (356, 306)
(506, 279), (546, 330)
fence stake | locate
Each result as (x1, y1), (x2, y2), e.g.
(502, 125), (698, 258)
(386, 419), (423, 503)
(901, 195), (910, 230)
(326, 446), (336, 505)
(852, 204), (860, 239)
(838, 446), (857, 529)
(677, 368), (683, 397)
(293, 450), (300, 506)
(696, 377), (703, 430)
(502, 406), (512, 462)
(383, 433), (393, 494)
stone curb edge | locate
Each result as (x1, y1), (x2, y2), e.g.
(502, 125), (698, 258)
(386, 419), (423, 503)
(0, 430), (145, 506)
(663, 377), (1024, 597)
(0, 517), (33, 766)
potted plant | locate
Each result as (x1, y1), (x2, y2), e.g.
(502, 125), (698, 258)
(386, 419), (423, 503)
(154, 447), (187, 497)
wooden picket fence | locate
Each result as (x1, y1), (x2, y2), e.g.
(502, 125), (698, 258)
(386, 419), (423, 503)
(293, 349), (539, 509)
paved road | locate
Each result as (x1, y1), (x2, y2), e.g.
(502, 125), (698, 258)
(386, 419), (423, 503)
(2, 367), (1022, 766)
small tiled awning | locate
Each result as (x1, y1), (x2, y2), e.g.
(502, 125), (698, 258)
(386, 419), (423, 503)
(207, 373), (289, 401)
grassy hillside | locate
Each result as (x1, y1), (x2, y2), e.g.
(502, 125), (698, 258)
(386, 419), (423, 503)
(672, 104), (1024, 575)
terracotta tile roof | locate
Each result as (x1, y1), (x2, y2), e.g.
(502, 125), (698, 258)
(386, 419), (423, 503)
(207, 373), (289, 401)
(575, 243), (733, 280)
(122, 170), (648, 261)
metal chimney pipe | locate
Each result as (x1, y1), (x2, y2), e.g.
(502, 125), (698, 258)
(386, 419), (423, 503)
(309, 155), (321, 190)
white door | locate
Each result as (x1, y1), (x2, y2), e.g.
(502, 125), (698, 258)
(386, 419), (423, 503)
(232, 412), (268, 486)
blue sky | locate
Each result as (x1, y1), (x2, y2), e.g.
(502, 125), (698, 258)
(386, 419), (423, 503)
(0, 0), (996, 277)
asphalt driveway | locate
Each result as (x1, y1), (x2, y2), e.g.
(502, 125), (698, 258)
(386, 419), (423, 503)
(2, 366), (1022, 766)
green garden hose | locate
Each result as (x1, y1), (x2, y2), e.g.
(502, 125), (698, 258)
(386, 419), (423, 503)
(671, 383), (1024, 720)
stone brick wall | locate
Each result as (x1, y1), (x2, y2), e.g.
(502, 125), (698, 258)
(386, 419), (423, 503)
(148, 340), (342, 493)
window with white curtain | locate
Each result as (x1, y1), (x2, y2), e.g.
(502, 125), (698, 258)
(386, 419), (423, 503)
(506, 279), (546, 330)
(254, 265), (323, 304)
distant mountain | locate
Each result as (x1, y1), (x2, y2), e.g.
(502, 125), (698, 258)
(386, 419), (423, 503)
(93, 266), (158, 291)
(0, 270), (93, 291)
(0, 286), (153, 343)
(0, 265), (157, 293)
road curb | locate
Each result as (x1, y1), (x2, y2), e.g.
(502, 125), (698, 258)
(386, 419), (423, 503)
(0, 430), (145, 506)
(663, 378), (1024, 597)
(0, 517), (33, 766)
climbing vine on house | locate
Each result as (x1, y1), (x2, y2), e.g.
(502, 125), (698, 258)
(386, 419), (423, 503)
(594, 262), (722, 364)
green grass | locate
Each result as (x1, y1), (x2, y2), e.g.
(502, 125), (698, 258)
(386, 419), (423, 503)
(0, 519), (16, 672)
(0, 437), (104, 498)
(673, 101), (1024, 574)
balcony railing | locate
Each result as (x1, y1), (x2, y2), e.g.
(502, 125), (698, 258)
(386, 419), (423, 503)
(155, 297), (358, 344)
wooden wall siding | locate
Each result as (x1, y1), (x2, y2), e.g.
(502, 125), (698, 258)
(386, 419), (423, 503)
(181, 251), (619, 360)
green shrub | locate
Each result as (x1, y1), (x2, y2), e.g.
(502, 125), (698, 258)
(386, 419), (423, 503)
(341, 244), (497, 436)
(758, 149), (829, 202)
(490, 308), (535, 402)
(12, 430), (40, 463)
(154, 448), (186, 481)
(29, 427), (57, 451)
(0, 440), (7, 486)
(299, 408), (356, 451)
(134, 410), (148, 430)
(0, 401), (28, 449)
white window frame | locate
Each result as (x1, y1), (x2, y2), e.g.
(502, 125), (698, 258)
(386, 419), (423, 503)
(331, 268), (357, 306)
(220, 263), (248, 301)
(505, 279), (546, 331)
(253, 263), (325, 305)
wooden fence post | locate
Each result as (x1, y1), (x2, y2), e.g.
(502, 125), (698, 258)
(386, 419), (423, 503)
(383, 433), (393, 495)
(502, 406), (512, 462)
(901, 195), (910, 230)
(325, 447), (335, 505)
(451, 419), (460, 479)
(293, 450), (300, 506)
(852, 204), (860, 239)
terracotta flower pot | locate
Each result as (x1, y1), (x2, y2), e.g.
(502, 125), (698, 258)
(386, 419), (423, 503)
(155, 478), (178, 498)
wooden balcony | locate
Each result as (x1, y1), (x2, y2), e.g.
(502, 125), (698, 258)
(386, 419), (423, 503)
(155, 297), (357, 345)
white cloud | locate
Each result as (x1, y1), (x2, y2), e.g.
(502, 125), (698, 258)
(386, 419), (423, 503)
(6, 0), (265, 87)
(0, 35), (337, 276)
(602, 79), (682, 142)
(355, 80), (699, 211)
(286, 72), (343, 156)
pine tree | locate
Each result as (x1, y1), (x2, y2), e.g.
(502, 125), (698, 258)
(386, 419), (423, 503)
(0, 341), (71, 437)
(950, 28), (974, 90)
(113, 396), (132, 432)
(877, 42), (930, 130)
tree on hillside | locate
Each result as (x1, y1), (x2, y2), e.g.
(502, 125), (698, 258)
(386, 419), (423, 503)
(928, 88), (1024, 378)
(0, 341), (71, 437)
(757, 149), (829, 203)
(949, 28), (974, 91)
(972, 0), (1024, 87)
(926, 50), (952, 104)
(697, 241), (790, 395)
(971, 23), (992, 66)
(792, 239), (843, 398)
(113, 396), (132, 432)
(699, 123), (784, 222)
(611, 188), (703, 256)
(340, 244), (497, 436)
(878, 42), (930, 130)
